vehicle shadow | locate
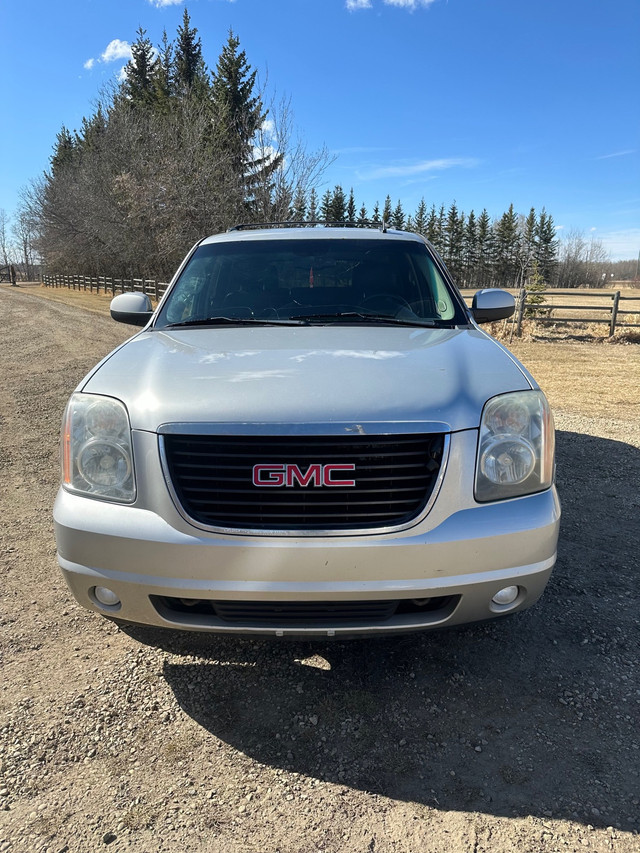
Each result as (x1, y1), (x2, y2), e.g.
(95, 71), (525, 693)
(124, 430), (640, 832)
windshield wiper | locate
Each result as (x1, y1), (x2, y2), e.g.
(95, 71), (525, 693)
(288, 311), (438, 328)
(162, 316), (309, 329)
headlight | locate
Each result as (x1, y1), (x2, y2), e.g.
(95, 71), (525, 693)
(475, 391), (554, 502)
(62, 394), (136, 502)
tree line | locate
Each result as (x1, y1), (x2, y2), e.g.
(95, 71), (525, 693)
(7, 10), (634, 288)
(21, 11), (331, 279)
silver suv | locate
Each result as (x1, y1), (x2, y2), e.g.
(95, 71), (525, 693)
(54, 225), (560, 637)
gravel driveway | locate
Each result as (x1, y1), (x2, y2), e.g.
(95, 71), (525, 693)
(1, 284), (638, 853)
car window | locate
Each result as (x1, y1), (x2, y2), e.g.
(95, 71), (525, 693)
(156, 238), (466, 327)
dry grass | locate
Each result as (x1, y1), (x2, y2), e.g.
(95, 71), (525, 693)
(505, 337), (640, 420)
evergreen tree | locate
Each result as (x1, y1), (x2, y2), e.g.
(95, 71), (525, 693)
(50, 126), (76, 177)
(357, 203), (368, 226)
(347, 188), (356, 224)
(320, 188), (332, 222)
(152, 29), (175, 106)
(122, 27), (158, 106)
(525, 259), (547, 316)
(327, 185), (347, 222)
(444, 201), (465, 281)
(391, 199), (405, 230)
(494, 203), (520, 288)
(212, 30), (282, 212)
(515, 207), (537, 288)
(536, 208), (558, 285)
(476, 209), (493, 287)
(412, 198), (428, 236)
(425, 204), (439, 246)
(382, 195), (393, 225)
(307, 187), (319, 222)
(291, 186), (306, 221)
(463, 209), (478, 287)
(174, 9), (208, 96)
(371, 201), (381, 224)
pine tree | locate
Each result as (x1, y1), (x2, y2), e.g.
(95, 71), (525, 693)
(212, 30), (282, 212)
(412, 198), (428, 236)
(425, 204), (439, 246)
(371, 201), (381, 225)
(444, 201), (465, 281)
(327, 185), (346, 223)
(152, 29), (175, 106)
(291, 186), (306, 221)
(308, 187), (319, 222)
(525, 258), (547, 316)
(357, 203), (368, 226)
(463, 210), (478, 288)
(50, 126), (76, 177)
(536, 208), (558, 285)
(347, 188), (356, 224)
(382, 195), (393, 226)
(174, 9), (208, 96)
(122, 27), (158, 106)
(391, 199), (405, 230)
(513, 207), (537, 288)
(320, 189), (332, 222)
(476, 209), (492, 287)
(494, 203), (520, 288)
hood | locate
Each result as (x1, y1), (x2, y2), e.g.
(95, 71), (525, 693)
(81, 326), (532, 433)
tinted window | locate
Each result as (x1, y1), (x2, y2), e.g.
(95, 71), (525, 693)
(156, 238), (466, 326)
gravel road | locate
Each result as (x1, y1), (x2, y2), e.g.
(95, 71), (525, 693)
(1, 284), (638, 853)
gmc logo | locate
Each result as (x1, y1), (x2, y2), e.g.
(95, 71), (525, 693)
(252, 463), (356, 488)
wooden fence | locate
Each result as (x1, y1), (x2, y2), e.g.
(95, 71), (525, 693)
(41, 274), (170, 301)
(459, 288), (640, 336)
(42, 274), (640, 337)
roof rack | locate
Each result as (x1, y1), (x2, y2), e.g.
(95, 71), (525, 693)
(227, 220), (391, 233)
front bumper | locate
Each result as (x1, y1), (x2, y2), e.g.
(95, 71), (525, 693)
(55, 471), (560, 637)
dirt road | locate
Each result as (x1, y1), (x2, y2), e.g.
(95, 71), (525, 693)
(1, 284), (638, 852)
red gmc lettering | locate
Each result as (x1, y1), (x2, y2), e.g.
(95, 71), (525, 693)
(322, 464), (356, 487)
(252, 463), (356, 488)
(286, 464), (321, 487)
(252, 464), (286, 487)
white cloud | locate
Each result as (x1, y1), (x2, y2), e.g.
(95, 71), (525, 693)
(359, 157), (480, 180)
(383, 0), (438, 7)
(346, 0), (372, 9)
(101, 39), (132, 63)
(148, 0), (185, 6)
(595, 149), (635, 160)
(84, 58), (95, 70)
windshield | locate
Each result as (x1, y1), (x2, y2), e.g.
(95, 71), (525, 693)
(155, 238), (467, 328)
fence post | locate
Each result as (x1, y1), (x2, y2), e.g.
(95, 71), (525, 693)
(516, 288), (526, 337)
(154, 280), (159, 301)
(610, 291), (620, 336)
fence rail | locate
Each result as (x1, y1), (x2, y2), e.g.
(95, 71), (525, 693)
(42, 274), (170, 301)
(42, 275), (640, 336)
(459, 288), (640, 336)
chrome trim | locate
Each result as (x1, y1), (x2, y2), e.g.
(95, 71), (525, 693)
(158, 431), (451, 538)
(157, 420), (451, 436)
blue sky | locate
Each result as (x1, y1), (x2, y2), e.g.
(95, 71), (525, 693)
(1, 0), (638, 260)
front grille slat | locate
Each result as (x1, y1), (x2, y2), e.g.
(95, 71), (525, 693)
(163, 433), (444, 531)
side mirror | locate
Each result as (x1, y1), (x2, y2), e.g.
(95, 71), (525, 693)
(110, 292), (154, 326)
(471, 289), (515, 324)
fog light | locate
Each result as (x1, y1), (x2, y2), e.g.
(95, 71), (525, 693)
(492, 586), (519, 606)
(94, 586), (120, 607)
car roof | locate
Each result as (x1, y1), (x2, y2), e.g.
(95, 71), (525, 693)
(199, 226), (426, 247)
